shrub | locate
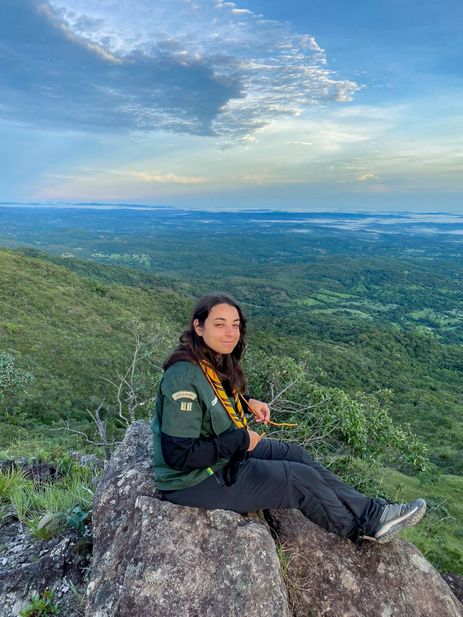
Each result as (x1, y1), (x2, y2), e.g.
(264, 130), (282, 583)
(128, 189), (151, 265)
(20, 589), (59, 617)
(245, 352), (429, 480)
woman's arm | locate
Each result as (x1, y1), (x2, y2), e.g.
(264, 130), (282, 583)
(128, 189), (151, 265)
(159, 367), (251, 472)
(161, 430), (250, 471)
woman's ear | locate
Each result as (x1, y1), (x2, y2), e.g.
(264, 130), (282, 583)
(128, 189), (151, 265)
(193, 319), (202, 336)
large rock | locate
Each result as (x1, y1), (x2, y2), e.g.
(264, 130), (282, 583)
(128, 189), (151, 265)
(267, 508), (463, 617)
(86, 421), (290, 617)
(444, 575), (463, 605)
(87, 421), (462, 617)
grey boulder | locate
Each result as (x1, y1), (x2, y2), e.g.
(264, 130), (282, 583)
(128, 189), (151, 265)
(86, 421), (289, 617)
(86, 421), (462, 617)
(268, 507), (463, 617)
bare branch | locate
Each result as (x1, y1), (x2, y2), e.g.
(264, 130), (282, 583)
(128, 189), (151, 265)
(51, 424), (119, 449)
(268, 374), (303, 406)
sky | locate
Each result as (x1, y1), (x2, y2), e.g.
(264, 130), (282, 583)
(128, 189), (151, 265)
(1, 0), (462, 211)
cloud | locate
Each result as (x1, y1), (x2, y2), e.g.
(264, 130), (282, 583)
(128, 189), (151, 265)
(286, 141), (314, 147)
(44, 168), (207, 185)
(231, 9), (253, 15)
(0, 0), (359, 140)
(110, 170), (207, 184)
(0, 0), (240, 136)
(357, 172), (379, 182)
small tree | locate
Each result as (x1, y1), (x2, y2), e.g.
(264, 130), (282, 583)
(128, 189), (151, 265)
(55, 320), (174, 461)
(103, 320), (172, 427)
(245, 350), (429, 482)
(0, 353), (33, 413)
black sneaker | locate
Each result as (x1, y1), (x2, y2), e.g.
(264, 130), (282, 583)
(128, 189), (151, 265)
(374, 498), (426, 543)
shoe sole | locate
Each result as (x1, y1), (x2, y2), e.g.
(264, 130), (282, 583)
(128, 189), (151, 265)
(375, 500), (427, 544)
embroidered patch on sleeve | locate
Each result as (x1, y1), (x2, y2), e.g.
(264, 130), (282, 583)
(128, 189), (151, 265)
(180, 402), (193, 412)
(172, 390), (197, 401)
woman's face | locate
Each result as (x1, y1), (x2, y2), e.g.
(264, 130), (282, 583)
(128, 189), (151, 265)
(194, 303), (241, 355)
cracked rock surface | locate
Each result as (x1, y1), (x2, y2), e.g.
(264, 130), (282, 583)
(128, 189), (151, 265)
(86, 422), (463, 617)
(267, 506), (463, 617)
(0, 515), (91, 617)
(86, 421), (289, 617)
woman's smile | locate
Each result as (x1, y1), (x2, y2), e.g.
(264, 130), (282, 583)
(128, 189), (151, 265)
(194, 303), (241, 354)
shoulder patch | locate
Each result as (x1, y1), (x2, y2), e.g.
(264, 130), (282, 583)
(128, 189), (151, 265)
(172, 390), (197, 401)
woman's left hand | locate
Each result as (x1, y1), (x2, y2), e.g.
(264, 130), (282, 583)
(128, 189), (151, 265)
(248, 398), (271, 424)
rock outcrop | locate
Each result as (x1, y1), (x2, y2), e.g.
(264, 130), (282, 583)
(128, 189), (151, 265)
(0, 515), (91, 617)
(86, 422), (463, 617)
(86, 421), (289, 617)
(444, 575), (463, 606)
(268, 508), (463, 617)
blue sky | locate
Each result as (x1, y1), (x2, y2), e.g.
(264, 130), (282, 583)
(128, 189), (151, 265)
(1, 0), (462, 210)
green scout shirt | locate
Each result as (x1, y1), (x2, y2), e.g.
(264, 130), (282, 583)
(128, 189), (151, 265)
(151, 361), (239, 491)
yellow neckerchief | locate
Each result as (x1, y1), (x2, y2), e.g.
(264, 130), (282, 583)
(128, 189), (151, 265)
(200, 360), (248, 428)
(199, 361), (297, 429)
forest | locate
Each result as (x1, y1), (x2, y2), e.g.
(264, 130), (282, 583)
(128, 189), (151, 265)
(1, 206), (463, 574)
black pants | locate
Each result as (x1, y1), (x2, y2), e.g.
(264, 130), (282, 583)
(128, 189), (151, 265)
(162, 439), (385, 540)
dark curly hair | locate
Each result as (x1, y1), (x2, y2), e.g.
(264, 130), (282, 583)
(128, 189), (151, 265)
(163, 293), (247, 393)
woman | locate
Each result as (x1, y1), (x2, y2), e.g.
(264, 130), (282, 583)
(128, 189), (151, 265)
(151, 293), (426, 543)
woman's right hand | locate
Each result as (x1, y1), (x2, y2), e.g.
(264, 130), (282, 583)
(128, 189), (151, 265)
(246, 430), (262, 451)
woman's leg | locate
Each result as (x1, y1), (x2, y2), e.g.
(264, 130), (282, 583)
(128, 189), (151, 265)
(249, 439), (385, 536)
(163, 456), (363, 540)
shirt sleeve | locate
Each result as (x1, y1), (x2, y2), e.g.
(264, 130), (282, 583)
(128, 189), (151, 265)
(161, 430), (250, 471)
(159, 366), (250, 471)
(160, 367), (205, 438)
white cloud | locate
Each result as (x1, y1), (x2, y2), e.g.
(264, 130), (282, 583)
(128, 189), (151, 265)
(357, 172), (379, 182)
(231, 8), (253, 15)
(48, 0), (359, 139)
(114, 170), (207, 184)
(286, 141), (314, 146)
(0, 0), (238, 136)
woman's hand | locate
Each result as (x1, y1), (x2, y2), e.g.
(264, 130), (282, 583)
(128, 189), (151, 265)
(248, 398), (271, 424)
(246, 430), (262, 451)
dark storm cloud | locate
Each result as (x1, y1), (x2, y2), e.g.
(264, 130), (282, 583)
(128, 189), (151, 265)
(0, 0), (242, 135)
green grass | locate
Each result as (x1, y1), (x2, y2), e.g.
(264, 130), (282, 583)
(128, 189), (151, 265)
(317, 289), (355, 299)
(407, 308), (463, 330)
(0, 425), (98, 461)
(379, 468), (463, 574)
(0, 467), (28, 502)
(310, 307), (373, 319)
(296, 298), (321, 306)
(0, 460), (94, 539)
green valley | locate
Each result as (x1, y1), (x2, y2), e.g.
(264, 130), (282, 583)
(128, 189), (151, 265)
(1, 207), (463, 574)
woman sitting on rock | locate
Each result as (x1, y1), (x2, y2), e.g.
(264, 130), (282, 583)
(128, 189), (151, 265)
(151, 293), (426, 543)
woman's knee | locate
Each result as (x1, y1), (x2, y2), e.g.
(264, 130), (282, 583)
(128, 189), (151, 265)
(250, 438), (317, 468)
(283, 441), (316, 465)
